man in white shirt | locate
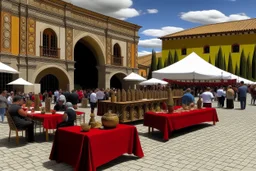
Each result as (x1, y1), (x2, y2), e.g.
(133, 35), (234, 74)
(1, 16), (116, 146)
(90, 90), (97, 113)
(200, 87), (214, 108)
(216, 87), (225, 107)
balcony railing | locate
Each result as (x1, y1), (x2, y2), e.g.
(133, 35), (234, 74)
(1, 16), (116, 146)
(112, 56), (123, 66)
(40, 46), (60, 58)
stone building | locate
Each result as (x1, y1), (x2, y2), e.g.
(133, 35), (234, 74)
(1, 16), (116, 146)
(0, 0), (141, 92)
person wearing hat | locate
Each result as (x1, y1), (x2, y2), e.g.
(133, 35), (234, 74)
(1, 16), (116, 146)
(57, 102), (76, 128)
(54, 96), (66, 111)
(226, 85), (235, 109)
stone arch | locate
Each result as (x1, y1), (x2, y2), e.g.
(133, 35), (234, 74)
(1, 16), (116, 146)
(32, 65), (72, 91)
(110, 72), (127, 90)
(73, 32), (105, 65)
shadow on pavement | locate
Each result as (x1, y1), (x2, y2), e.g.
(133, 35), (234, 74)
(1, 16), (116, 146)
(138, 123), (212, 142)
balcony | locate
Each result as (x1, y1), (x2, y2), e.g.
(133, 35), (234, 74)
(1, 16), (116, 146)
(40, 46), (60, 58)
(112, 56), (123, 66)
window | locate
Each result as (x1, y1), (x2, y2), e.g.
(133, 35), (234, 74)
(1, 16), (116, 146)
(113, 43), (121, 57)
(181, 48), (187, 55)
(232, 44), (240, 53)
(204, 46), (210, 54)
(112, 43), (123, 66)
(41, 28), (59, 57)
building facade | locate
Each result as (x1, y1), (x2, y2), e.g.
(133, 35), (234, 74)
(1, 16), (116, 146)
(0, 0), (141, 92)
(161, 19), (256, 74)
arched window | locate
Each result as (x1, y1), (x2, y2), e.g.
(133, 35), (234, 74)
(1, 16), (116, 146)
(232, 44), (240, 53)
(181, 48), (187, 55)
(113, 43), (121, 57)
(113, 43), (122, 66)
(204, 45), (210, 54)
(41, 28), (59, 58)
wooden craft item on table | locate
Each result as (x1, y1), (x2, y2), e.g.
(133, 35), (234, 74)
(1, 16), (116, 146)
(117, 89), (121, 102)
(34, 94), (40, 111)
(135, 90), (139, 101)
(45, 98), (51, 112)
(131, 89), (135, 101)
(121, 89), (127, 102)
(127, 89), (131, 101)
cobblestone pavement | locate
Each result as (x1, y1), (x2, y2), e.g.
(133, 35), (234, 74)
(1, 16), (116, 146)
(1, 98), (256, 171)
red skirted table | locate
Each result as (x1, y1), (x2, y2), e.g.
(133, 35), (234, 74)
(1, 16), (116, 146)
(31, 113), (63, 141)
(50, 124), (144, 171)
(144, 108), (219, 141)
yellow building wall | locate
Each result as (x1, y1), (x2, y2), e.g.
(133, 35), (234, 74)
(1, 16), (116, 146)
(162, 34), (256, 72)
(131, 44), (135, 68)
(11, 16), (19, 55)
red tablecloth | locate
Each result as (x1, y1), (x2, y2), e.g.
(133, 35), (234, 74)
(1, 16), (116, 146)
(31, 114), (63, 129)
(144, 108), (219, 140)
(50, 124), (144, 171)
(76, 111), (85, 115)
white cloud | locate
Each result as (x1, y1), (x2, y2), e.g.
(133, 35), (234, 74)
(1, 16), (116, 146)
(180, 10), (250, 25)
(139, 38), (162, 48)
(63, 0), (140, 20)
(147, 9), (158, 14)
(138, 50), (160, 57)
(141, 26), (184, 37)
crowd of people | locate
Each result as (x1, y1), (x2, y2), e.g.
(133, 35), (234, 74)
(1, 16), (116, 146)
(181, 81), (249, 110)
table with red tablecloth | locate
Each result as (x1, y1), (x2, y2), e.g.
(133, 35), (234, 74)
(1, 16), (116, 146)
(144, 108), (219, 141)
(50, 124), (144, 171)
(31, 113), (63, 141)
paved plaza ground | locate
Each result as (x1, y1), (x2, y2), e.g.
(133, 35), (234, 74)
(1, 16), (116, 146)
(1, 98), (256, 171)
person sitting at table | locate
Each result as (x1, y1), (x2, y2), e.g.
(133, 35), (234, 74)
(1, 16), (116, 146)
(57, 102), (76, 129)
(54, 96), (66, 111)
(8, 96), (34, 142)
(181, 88), (195, 106)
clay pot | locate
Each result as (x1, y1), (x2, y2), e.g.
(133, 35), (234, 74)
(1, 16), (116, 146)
(197, 98), (202, 109)
(51, 110), (56, 114)
(168, 105), (174, 114)
(101, 110), (119, 128)
(81, 123), (91, 132)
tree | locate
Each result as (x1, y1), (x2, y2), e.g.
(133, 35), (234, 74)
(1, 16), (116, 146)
(174, 50), (178, 63)
(235, 63), (240, 76)
(208, 56), (212, 64)
(247, 54), (252, 79)
(164, 58), (168, 67)
(147, 49), (157, 79)
(227, 53), (233, 74)
(252, 46), (256, 79)
(240, 49), (247, 78)
(167, 50), (173, 66)
(223, 55), (226, 71)
(217, 47), (224, 70)
(215, 54), (219, 68)
(157, 57), (164, 70)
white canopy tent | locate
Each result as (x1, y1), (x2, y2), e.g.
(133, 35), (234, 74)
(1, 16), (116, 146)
(0, 62), (19, 74)
(139, 78), (168, 86)
(7, 78), (33, 86)
(124, 72), (146, 81)
(153, 52), (255, 84)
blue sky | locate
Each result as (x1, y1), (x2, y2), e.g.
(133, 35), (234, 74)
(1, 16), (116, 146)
(65, 0), (255, 56)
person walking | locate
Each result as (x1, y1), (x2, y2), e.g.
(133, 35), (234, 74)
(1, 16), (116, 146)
(226, 85), (235, 109)
(0, 90), (8, 122)
(238, 81), (248, 110)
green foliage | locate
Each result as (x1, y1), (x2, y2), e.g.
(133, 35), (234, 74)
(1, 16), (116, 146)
(157, 58), (164, 70)
(215, 54), (218, 67)
(235, 63), (240, 76)
(223, 55), (226, 71)
(174, 50), (178, 63)
(240, 49), (247, 78)
(147, 49), (157, 79)
(217, 47), (224, 70)
(164, 58), (168, 67)
(208, 56), (212, 64)
(167, 50), (173, 66)
(227, 53), (234, 74)
(252, 46), (256, 79)
(247, 53), (252, 79)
